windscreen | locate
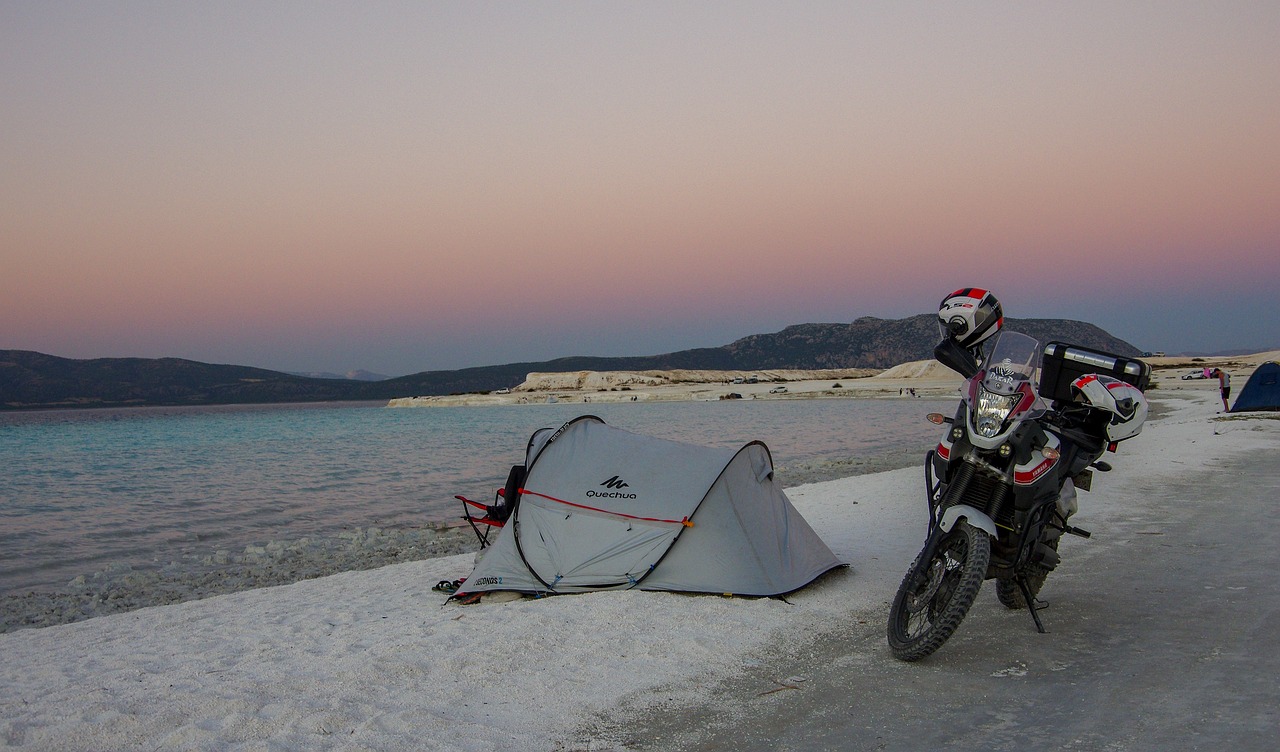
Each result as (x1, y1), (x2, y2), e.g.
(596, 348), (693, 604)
(981, 331), (1041, 396)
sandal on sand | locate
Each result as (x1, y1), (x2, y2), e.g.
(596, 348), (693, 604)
(432, 579), (463, 594)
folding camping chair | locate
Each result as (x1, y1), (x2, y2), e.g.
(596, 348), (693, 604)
(456, 464), (525, 548)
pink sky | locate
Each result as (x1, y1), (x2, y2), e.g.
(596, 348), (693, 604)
(3, 2), (1277, 376)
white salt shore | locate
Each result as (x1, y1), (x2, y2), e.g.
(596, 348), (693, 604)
(2, 370), (1277, 750)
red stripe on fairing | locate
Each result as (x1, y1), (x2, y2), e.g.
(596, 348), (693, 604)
(1015, 456), (1058, 484)
(1013, 381), (1037, 414)
(937, 443), (951, 460)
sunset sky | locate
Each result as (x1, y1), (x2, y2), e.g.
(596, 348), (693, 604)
(3, 2), (1277, 376)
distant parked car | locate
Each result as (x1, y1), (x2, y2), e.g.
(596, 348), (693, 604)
(1181, 370), (1210, 380)
(769, 386), (788, 394)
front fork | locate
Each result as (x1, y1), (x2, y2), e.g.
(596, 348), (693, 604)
(923, 449), (1049, 633)
(924, 449), (1006, 539)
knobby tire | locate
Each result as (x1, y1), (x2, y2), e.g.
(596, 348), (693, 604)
(887, 521), (990, 662)
(996, 535), (1059, 609)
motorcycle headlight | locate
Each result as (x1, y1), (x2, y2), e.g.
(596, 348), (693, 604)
(974, 387), (1018, 438)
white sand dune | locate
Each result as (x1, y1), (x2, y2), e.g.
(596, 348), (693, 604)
(2, 387), (1276, 750)
(873, 359), (955, 380)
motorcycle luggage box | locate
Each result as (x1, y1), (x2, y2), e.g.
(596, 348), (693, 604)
(1039, 341), (1151, 403)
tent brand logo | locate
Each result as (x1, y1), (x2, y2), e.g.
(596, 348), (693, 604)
(600, 476), (629, 489)
(586, 476), (637, 499)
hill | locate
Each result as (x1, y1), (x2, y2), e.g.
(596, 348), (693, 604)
(719, 315), (1133, 370)
(0, 351), (357, 410)
(368, 315), (1139, 399)
(1, 315), (1140, 410)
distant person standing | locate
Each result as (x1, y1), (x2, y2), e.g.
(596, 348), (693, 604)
(1213, 368), (1231, 411)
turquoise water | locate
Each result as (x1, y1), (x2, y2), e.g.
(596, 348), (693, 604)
(0, 397), (951, 595)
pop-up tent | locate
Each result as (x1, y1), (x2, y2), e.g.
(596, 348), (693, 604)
(1230, 361), (1280, 412)
(455, 416), (843, 598)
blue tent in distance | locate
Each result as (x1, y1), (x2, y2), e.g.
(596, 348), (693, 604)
(1230, 361), (1280, 412)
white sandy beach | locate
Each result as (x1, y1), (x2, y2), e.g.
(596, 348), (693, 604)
(386, 351), (1278, 409)
(2, 360), (1277, 751)
(386, 366), (949, 407)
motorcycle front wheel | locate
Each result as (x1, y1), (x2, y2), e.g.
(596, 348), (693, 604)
(887, 520), (991, 662)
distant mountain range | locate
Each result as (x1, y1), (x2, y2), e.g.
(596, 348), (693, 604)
(1, 314), (1141, 410)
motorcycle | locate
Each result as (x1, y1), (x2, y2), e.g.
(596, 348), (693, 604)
(887, 289), (1150, 661)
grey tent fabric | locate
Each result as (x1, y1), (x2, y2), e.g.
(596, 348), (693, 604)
(1230, 361), (1280, 412)
(456, 416), (843, 598)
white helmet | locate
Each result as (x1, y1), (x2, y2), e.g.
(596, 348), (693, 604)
(938, 288), (1003, 350)
(1071, 374), (1148, 442)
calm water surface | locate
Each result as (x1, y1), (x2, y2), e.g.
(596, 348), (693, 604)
(0, 397), (952, 594)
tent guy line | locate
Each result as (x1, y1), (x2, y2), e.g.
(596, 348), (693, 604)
(517, 489), (694, 527)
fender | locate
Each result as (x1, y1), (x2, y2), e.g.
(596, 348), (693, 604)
(939, 504), (998, 537)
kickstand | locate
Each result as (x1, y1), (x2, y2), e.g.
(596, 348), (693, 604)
(1018, 577), (1048, 634)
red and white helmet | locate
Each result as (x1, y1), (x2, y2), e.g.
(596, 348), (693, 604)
(938, 288), (1004, 349)
(1071, 374), (1148, 442)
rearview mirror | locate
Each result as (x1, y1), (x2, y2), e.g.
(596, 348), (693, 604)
(934, 338), (980, 380)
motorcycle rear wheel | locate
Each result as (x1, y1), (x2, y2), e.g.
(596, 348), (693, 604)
(887, 521), (990, 662)
(996, 573), (1044, 609)
(996, 537), (1059, 609)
